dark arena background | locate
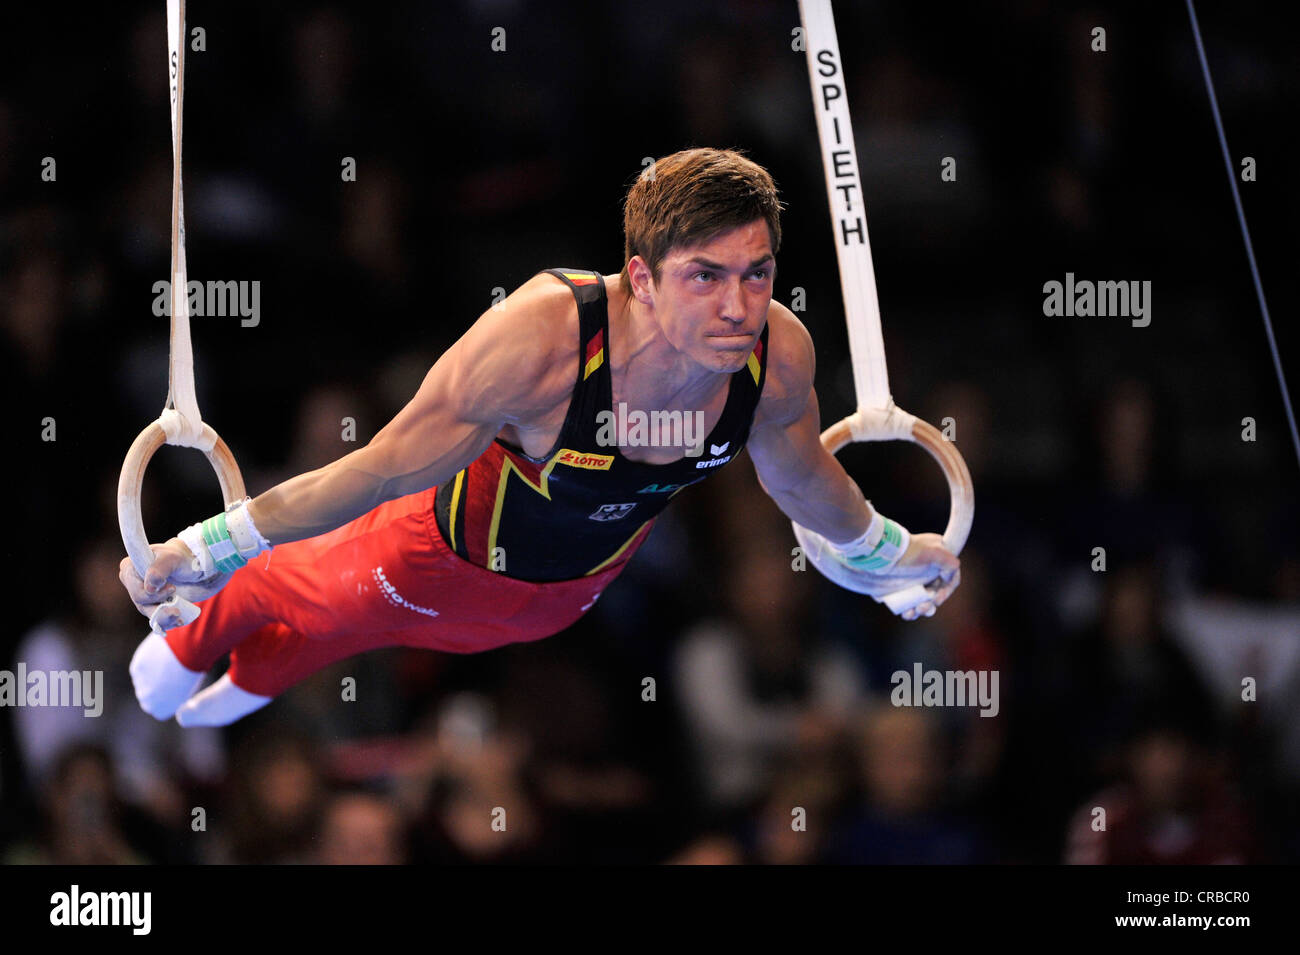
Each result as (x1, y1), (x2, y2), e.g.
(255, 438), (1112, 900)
(1, 0), (1297, 917)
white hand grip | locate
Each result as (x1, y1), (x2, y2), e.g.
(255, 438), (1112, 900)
(881, 584), (935, 615)
(148, 594), (202, 636)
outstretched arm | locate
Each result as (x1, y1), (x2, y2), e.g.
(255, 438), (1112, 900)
(120, 273), (574, 618)
(250, 275), (571, 543)
(748, 364), (872, 544)
(746, 306), (870, 542)
(747, 305), (959, 619)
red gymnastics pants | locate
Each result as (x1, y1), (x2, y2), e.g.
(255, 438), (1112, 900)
(162, 485), (641, 698)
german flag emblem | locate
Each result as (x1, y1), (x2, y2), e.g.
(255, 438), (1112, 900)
(584, 328), (605, 380)
(747, 337), (764, 385)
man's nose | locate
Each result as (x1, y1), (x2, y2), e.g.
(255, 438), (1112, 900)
(719, 277), (746, 322)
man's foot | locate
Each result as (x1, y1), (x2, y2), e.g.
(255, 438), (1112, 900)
(175, 674), (272, 727)
(130, 631), (273, 726)
(130, 632), (205, 720)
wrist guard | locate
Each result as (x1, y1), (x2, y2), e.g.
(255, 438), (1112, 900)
(178, 497), (272, 577)
(828, 508), (910, 573)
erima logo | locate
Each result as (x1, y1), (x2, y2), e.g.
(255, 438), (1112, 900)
(696, 441), (734, 468)
(696, 453), (733, 470)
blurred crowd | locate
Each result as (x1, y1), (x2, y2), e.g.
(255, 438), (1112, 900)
(2, 1), (1297, 863)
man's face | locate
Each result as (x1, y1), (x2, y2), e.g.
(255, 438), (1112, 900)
(646, 219), (775, 374)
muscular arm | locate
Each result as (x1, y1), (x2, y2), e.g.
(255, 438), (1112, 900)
(247, 275), (573, 544)
(747, 305), (962, 620)
(746, 305), (873, 544)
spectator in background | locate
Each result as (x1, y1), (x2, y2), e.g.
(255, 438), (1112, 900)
(314, 790), (408, 865)
(404, 694), (550, 864)
(1056, 379), (1194, 629)
(1051, 561), (1216, 793)
(824, 703), (990, 864)
(493, 648), (665, 864)
(1065, 718), (1257, 864)
(924, 551), (1007, 805)
(1165, 563), (1300, 859)
(214, 731), (327, 864)
(234, 383), (409, 739)
(748, 763), (847, 865)
(13, 535), (225, 832)
(4, 744), (152, 865)
(249, 382), (378, 490)
(663, 832), (746, 865)
(673, 524), (864, 820)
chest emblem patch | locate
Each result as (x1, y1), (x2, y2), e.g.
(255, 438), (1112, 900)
(589, 503), (637, 521)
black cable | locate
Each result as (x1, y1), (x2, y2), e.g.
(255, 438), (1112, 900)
(1186, 0), (1300, 476)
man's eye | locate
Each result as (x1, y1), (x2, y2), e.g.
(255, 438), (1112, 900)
(749, 270), (769, 281)
(693, 271), (714, 282)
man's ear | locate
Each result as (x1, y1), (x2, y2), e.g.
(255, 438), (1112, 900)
(626, 255), (656, 305)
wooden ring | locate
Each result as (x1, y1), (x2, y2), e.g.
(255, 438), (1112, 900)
(117, 420), (247, 578)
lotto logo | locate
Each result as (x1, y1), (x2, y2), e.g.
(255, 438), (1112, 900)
(557, 448), (615, 470)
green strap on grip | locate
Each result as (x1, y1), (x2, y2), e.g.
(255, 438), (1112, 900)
(842, 518), (903, 572)
(201, 512), (247, 574)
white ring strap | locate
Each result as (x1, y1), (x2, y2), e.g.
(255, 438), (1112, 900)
(793, 0), (975, 614)
(117, 0), (247, 598)
(163, 0), (204, 448)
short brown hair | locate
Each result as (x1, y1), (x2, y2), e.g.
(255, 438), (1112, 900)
(621, 148), (783, 293)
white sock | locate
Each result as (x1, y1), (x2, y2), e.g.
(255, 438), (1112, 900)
(176, 674), (272, 727)
(130, 631), (205, 720)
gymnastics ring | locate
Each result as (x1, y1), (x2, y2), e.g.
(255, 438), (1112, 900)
(117, 418), (246, 598)
(791, 405), (974, 609)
